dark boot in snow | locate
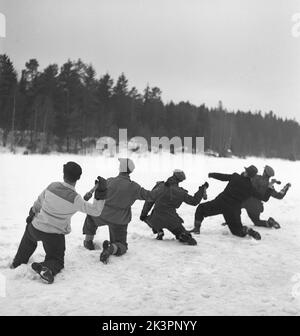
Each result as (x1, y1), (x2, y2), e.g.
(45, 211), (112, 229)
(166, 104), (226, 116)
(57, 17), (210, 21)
(156, 230), (164, 240)
(100, 240), (113, 264)
(267, 217), (281, 229)
(178, 232), (197, 245)
(186, 237), (197, 245)
(247, 228), (261, 240)
(189, 220), (202, 235)
(9, 262), (18, 269)
(83, 240), (95, 250)
(31, 262), (54, 284)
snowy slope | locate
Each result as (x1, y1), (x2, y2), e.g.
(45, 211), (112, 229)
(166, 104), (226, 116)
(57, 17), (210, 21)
(0, 153), (300, 316)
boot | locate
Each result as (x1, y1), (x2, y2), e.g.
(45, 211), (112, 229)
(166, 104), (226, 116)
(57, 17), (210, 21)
(100, 240), (114, 264)
(156, 230), (164, 240)
(83, 239), (95, 251)
(178, 232), (197, 245)
(267, 217), (281, 229)
(189, 220), (202, 234)
(9, 261), (18, 269)
(247, 228), (261, 240)
(31, 262), (54, 284)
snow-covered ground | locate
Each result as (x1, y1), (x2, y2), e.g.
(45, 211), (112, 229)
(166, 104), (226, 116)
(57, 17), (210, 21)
(0, 152), (300, 316)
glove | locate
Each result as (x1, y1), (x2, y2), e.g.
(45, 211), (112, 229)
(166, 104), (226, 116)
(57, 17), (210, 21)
(199, 182), (209, 200)
(94, 176), (107, 200)
(202, 182), (209, 189)
(279, 183), (291, 196)
(198, 182), (209, 191)
(140, 213), (147, 222)
(26, 207), (35, 224)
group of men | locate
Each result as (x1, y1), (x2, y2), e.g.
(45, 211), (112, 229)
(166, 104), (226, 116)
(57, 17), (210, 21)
(10, 158), (291, 284)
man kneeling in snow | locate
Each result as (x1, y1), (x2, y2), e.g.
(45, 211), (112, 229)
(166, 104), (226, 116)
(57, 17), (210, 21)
(82, 158), (164, 264)
(240, 165), (291, 229)
(190, 165), (274, 240)
(140, 170), (208, 245)
(11, 162), (107, 284)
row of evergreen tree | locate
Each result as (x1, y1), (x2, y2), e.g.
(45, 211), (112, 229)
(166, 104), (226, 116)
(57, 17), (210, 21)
(0, 54), (299, 159)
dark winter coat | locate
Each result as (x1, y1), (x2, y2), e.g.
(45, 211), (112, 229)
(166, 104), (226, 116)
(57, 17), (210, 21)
(141, 177), (206, 231)
(242, 174), (288, 212)
(250, 175), (287, 200)
(209, 173), (272, 207)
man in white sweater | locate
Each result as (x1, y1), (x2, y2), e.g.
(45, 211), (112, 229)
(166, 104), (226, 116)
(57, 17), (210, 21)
(11, 162), (107, 284)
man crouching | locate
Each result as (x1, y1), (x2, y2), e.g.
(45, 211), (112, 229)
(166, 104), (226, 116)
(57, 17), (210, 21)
(10, 162), (107, 284)
(140, 170), (209, 245)
(82, 158), (164, 264)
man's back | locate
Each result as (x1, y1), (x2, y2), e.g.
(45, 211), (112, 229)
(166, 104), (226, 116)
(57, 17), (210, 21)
(251, 175), (269, 195)
(216, 173), (256, 205)
(99, 174), (141, 225)
(154, 183), (189, 210)
(99, 173), (164, 225)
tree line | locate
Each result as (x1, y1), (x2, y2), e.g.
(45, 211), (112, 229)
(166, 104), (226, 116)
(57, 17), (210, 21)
(0, 54), (299, 160)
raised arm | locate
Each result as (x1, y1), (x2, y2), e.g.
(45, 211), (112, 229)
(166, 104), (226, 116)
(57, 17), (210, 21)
(74, 176), (107, 216)
(208, 173), (233, 182)
(270, 183), (291, 200)
(74, 195), (105, 217)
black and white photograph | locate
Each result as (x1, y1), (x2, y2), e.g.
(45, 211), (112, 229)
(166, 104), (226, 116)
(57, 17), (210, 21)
(0, 0), (300, 318)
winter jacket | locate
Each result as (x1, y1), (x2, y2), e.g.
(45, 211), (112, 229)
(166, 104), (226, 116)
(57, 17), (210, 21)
(242, 175), (289, 211)
(32, 182), (105, 235)
(141, 178), (206, 230)
(93, 173), (164, 226)
(250, 175), (288, 200)
(209, 173), (272, 207)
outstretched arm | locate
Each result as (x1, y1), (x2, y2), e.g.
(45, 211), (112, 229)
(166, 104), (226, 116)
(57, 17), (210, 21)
(208, 173), (233, 182)
(138, 182), (165, 201)
(74, 176), (107, 217)
(183, 182), (209, 206)
(74, 196), (105, 217)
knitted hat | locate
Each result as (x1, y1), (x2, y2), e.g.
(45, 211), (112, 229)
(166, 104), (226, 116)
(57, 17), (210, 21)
(244, 165), (258, 178)
(118, 158), (135, 173)
(63, 162), (82, 182)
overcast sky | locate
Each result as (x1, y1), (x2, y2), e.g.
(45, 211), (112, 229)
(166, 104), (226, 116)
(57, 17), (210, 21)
(0, 0), (300, 120)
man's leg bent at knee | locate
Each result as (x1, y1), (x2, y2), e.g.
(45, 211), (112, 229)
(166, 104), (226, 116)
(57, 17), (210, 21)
(224, 209), (261, 240)
(83, 215), (100, 250)
(42, 234), (66, 276)
(190, 199), (223, 234)
(100, 224), (128, 263)
(12, 223), (38, 268)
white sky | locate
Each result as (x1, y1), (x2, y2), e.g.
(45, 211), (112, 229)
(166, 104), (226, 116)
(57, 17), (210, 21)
(0, 0), (300, 120)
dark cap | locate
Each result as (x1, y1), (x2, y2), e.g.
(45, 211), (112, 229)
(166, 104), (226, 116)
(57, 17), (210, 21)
(264, 165), (275, 177)
(244, 165), (258, 178)
(173, 169), (186, 182)
(63, 161), (82, 182)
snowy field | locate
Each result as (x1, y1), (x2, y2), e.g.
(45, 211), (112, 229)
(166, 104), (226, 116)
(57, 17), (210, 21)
(0, 152), (300, 316)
